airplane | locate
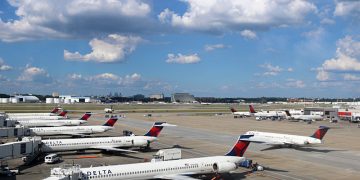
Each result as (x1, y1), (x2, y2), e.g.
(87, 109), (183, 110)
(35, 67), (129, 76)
(29, 116), (117, 136)
(230, 107), (251, 118)
(241, 126), (330, 147)
(41, 122), (175, 153)
(13, 112), (91, 127)
(45, 135), (251, 180)
(285, 110), (323, 122)
(7, 110), (68, 120)
(249, 105), (286, 120)
(5, 107), (61, 117)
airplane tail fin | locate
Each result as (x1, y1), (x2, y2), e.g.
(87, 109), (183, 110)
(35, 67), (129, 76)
(310, 126), (330, 140)
(230, 107), (237, 113)
(58, 110), (68, 117)
(51, 107), (60, 114)
(144, 122), (176, 137)
(103, 116), (118, 126)
(225, 135), (252, 157)
(249, 105), (257, 113)
(79, 112), (92, 120)
(285, 110), (291, 117)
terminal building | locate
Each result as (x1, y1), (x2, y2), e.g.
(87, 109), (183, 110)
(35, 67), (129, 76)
(149, 94), (164, 100)
(304, 107), (339, 120)
(171, 93), (196, 103)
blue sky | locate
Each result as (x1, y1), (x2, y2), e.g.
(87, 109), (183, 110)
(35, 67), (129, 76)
(0, 0), (359, 98)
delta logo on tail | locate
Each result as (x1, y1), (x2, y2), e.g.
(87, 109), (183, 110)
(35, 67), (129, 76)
(144, 122), (176, 137)
(80, 112), (92, 120)
(225, 135), (252, 157)
(249, 105), (257, 113)
(230, 108), (237, 113)
(103, 117), (118, 127)
(311, 126), (330, 140)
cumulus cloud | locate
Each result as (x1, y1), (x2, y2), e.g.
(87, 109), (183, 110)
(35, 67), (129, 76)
(166, 53), (200, 64)
(343, 74), (360, 81)
(316, 68), (330, 81)
(286, 79), (306, 88)
(260, 63), (293, 76)
(0, 58), (12, 71)
(68, 72), (141, 86)
(17, 65), (52, 83)
(240, 30), (257, 39)
(318, 36), (360, 73)
(0, 0), (152, 42)
(303, 28), (324, 39)
(158, 0), (317, 33)
(204, 44), (228, 51)
(334, 0), (360, 18)
(64, 34), (142, 63)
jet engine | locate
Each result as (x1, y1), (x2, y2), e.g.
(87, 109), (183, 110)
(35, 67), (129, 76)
(132, 139), (148, 147)
(212, 162), (237, 173)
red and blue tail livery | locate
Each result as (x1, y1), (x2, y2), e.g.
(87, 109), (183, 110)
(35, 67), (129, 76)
(249, 105), (257, 113)
(144, 122), (166, 137)
(230, 108), (237, 113)
(311, 126), (330, 140)
(225, 135), (252, 157)
(79, 112), (92, 120)
(103, 117), (118, 126)
(51, 107), (61, 113)
(58, 110), (68, 117)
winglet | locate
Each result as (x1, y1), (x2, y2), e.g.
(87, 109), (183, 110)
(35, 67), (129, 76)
(310, 126), (330, 140)
(144, 122), (176, 137)
(225, 135), (252, 157)
(103, 116), (118, 127)
(249, 105), (257, 113)
(79, 112), (92, 120)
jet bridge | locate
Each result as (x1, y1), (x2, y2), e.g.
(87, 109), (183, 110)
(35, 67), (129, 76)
(0, 127), (31, 139)
(0, 136), (42, 165)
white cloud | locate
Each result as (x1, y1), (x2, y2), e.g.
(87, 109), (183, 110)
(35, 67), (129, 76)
(68, 72), (141, 86)
(68, 73), (82, 80)
(204, 44), (227, 51)
(0, 58), (12, 71)
(159, 0), (317, 33)
(334, 0), (360, 18)
(260, 63), (293, 76)
(17, 65), (52, 83)
(319, 36), (360, 72)
(286, 79), (306, 88)
(316, 68), (330, 81)
(302, 28), (324, 39)
(343, 74), (360, 81)
(166, 53), (200, 64)
(240, 30), (257, 39)
(320, 18), (335, 25)
(93, 73), (119, 81)
(0, 0), (152, 42)
(64, 34), (142, 63)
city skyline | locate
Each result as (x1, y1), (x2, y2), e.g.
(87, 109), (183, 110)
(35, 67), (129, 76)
(0, 0), (359, 98)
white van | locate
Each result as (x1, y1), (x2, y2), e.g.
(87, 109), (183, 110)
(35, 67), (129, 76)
(45, 154), (61, 164)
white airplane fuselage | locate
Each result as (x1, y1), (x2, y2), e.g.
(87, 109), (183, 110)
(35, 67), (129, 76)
(30, 126), (113, 136)
(244, 131), (321, 145)
(233, 112), (251, 117)
(16, 119), (86, 127)
(6, 113), (56, 117)
(290, 114), (323, 121)
(41, 136), (157, 153)
(7, 115), (65, 120)
(48, 156), (245, 180)
(253, 111), (286, 119)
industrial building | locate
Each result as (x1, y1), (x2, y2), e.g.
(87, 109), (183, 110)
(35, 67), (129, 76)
(0, 95), (40, 103)
(150, 93), (164, 100)
(59, 95), (91, 103)
(303, 107), (339, 120)
(171, 93), (196, 103)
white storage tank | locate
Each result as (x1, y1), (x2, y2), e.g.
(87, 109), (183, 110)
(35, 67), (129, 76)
(53, 98), (60, 104)
(46, 98), (54, 104)
(64, 99), (71, 104)
(11, 97), (19, 103)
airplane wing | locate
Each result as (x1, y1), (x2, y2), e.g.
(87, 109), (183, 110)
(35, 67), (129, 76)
(91, 146), (138, 153)
(154, 174), (199, 180)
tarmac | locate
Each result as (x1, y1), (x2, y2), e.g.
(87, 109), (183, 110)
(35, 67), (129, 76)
(2, 110), (360, 180)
